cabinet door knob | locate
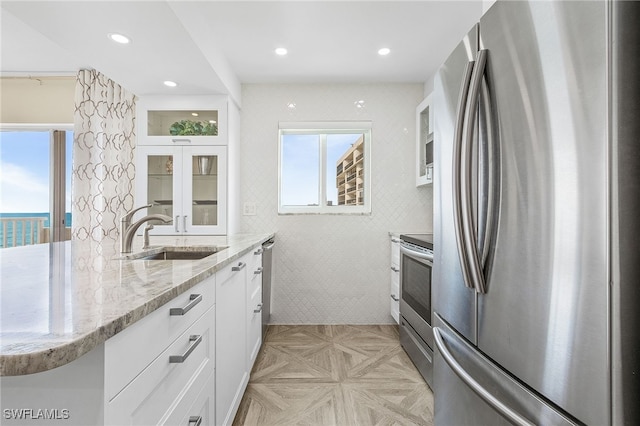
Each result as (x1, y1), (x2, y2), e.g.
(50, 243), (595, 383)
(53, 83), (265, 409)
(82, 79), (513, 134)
(169, 294), (202, 316)
(169, 335), (202, 363)
(254, 303), (263, 313)
(189, 416), (202, 426)
(254, 267), (264, 275)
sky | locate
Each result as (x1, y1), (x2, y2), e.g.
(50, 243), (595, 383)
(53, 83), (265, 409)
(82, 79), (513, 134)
(0, 131), (73, 213)
(281, 133), (362, 206)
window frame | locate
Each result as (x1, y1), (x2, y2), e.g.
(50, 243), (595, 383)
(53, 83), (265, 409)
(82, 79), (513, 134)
(278, 121), (372, 215)
(0, 123), (73, 243)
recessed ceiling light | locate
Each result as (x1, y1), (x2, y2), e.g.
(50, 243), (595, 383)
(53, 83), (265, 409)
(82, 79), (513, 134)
(209, 120), (217, 124)
(163, 81), (177, 87)
(108, 33), (131, 44)
(275, 47), (288, 56)
(378, 47), (391, 56)
(191, 112), (199, 117)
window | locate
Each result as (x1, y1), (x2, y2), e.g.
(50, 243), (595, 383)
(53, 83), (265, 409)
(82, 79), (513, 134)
(0, 127), (73, 247)
(279, 122), (371, 214)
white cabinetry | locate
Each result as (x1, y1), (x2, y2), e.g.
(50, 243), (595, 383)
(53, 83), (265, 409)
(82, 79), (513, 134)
(137, 145), (227, 235)
(390, 236), (401, 323)
(416, 95), (434, 186)
(136, 95), (228, 235)
(247, 248), (263, 367)
(215, 247), (265, 426)
(0, 278), (216, 426)
(215, 255), (249, 426)
(105, 278), (215, 425)
(137, 95), (228, 146)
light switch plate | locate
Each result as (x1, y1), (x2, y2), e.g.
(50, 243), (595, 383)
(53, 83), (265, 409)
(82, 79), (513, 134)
(243, 202), (257, 216)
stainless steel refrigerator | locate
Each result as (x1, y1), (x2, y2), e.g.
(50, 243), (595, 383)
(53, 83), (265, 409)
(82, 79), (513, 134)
(432, 1), (640, 425)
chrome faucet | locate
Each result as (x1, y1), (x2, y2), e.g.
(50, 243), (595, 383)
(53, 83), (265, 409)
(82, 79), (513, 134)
(120, 210), (172, 253)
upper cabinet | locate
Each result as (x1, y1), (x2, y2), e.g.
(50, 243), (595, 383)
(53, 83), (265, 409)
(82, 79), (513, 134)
(137, 95), (228, 146)
(416, 94), (434, 186)
(136, 95), (229, 235)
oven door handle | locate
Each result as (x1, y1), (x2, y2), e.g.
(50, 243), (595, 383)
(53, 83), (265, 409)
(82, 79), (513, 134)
(400, 244), (434, 262)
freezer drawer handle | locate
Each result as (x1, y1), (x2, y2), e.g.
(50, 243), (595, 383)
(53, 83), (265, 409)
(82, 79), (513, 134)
(433, 327), (534, 426)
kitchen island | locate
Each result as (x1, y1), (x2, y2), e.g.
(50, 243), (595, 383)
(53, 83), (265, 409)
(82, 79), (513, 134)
(0, 233), (273, 425)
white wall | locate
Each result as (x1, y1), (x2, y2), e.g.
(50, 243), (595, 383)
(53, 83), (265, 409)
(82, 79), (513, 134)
(240, 84), (432, 324)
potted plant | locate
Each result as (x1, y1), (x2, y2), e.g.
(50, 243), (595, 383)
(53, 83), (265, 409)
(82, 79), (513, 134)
(169, 120), (218, 136)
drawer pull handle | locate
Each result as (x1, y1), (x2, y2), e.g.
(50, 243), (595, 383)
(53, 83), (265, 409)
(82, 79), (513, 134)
(254, 303), (263, 313)
(172, 138), (192, 144)
(254, 267), (264, 275)
(189, 416), (202, 426)
(170, 294), (202, 316)
(169, 335), (202, 363)
(390, 294), (400, 302)
(254, 248), (263, 255)
(232, 262), (246, 272)
(391, 266), (400, 273)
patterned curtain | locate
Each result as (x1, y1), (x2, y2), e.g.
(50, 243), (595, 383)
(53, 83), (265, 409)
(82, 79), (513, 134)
(72, 69), (136, 242)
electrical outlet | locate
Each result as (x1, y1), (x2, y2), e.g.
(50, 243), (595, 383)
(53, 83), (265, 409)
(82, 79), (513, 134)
(243, 202), (257, 216)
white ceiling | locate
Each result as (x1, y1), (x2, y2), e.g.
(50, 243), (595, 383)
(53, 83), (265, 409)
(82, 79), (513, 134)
(1, 1), (484, 104)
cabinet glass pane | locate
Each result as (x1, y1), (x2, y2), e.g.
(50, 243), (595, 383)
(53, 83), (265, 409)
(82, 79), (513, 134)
(419, 105), (433, 180)
(148, 110), (218, 136)
(147, 155), (174, 217)
(191, 155), (218, 226)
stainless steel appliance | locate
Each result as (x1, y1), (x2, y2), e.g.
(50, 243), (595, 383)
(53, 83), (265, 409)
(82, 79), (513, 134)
(261, 238), (275, 339)
(433, 1), (640, 425)
(399, 233), (434, 388)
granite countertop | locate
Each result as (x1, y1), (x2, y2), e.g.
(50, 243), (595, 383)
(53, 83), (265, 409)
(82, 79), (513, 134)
(0, 233), (274, 376)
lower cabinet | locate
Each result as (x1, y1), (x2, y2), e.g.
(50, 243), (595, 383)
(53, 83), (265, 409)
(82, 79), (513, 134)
(215, 255), (249, 426)
(247, 247), (263, 368)
(390, 237), (401, 323)
(106, 306), (215, 425)
(0, 243), (269, 426)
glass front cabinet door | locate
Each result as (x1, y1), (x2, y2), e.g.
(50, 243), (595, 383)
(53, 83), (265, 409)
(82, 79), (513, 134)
(137, 145), (227, 235)
(416, 94), (434, 186)
(137, 95), (228, 146)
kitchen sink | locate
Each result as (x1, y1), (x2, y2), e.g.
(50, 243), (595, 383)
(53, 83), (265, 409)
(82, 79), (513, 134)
(125, 246), (227, 261)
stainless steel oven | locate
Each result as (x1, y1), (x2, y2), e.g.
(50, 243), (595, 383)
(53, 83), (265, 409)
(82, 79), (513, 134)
(399, 234), (434, 388)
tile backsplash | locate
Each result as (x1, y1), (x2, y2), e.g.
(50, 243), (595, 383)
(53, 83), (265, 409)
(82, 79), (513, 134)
(240, 84), (432, 324)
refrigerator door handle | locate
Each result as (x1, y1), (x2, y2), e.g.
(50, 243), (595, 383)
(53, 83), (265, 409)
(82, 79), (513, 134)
(478, 75), (498, 270)
(452, 60), (476, 289)
(433, 327), (535, 426)
(461, 49), (488, 294)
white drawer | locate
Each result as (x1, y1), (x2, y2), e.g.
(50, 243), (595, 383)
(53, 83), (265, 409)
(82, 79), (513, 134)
(247, 278), (262, 367)
(216, 252), (250, 285)
(105, 276), (215, 401)
(106, 306), (215, 425)
(163, 367), (214, 426)
(391, 267), (399, 287)
(391, 239), (400, 267)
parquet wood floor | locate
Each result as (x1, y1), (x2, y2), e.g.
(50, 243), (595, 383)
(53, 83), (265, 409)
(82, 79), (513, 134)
(233, 325), (434, 426)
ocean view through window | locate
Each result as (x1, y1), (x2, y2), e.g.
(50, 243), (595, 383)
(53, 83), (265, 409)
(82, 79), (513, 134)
(0, 129), (73, 248)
